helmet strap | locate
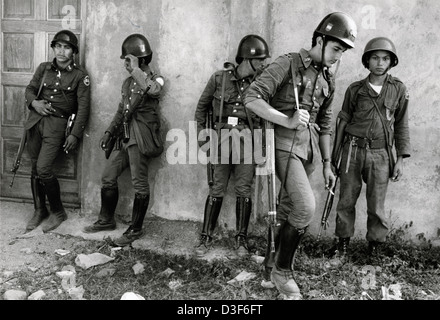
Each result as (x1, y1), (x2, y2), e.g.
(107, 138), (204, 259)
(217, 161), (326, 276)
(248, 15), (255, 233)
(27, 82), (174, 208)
(248, 59), (257, 72)
(321, 36), (330, 82)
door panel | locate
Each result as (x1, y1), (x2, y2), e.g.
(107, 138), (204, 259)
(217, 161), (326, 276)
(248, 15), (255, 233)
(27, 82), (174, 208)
(1, 0), (86, 206)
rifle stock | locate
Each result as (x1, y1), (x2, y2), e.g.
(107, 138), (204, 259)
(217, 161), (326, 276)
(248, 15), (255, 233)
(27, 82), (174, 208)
(10, 130), (27, 188)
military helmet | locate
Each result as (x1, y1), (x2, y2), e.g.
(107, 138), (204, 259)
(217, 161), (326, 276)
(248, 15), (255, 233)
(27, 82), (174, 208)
(120, 34), (152, 60)
(362, 37), (398, 68)
(235, 34), (271, 64)
(315, 12), (357, 49)
(51, 30), (79, 53)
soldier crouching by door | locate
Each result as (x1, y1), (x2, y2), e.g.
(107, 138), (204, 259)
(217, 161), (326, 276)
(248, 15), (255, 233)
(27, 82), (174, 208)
(194, 35), (271, 257)
(83, 34), (165, 247)
(24, 30), (90, 233)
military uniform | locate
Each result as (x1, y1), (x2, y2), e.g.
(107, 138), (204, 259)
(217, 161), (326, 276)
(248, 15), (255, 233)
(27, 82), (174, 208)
(335, 72), (410, 244)
(24, 57), (90, 233)
(244, 12), (357, 299)
(194, 34), (270, 257)
(25, 60), (90, 178)
(83, 33), (164, 248)
(102, 68), (163, 195)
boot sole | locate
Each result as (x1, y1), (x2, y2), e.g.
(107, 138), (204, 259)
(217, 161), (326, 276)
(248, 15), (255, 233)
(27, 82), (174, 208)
(82, 225), (116, 234)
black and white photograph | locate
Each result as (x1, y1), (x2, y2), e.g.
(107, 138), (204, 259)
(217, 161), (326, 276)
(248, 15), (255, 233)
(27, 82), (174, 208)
(0, 0), (439, 309)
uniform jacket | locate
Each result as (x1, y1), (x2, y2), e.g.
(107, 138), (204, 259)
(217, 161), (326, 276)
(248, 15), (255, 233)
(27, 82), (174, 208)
(24, 59), (91, 139)
(244, 49), (334, 160)
(195, 64), (259, 135)
(338, 74), (411, 158)
(106, 68), (163, 153)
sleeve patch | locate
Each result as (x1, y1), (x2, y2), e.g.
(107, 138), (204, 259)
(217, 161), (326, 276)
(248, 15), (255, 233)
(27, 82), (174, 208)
(155, 77), (164, 86)
(83, 75), (90, 86)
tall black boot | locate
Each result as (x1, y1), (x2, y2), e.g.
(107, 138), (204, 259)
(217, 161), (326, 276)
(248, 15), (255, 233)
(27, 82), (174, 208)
(26, 177), (49, 232)
(234, 197), (252, 257)
(262, 220), (284, 281)
(113, 193), (149, 247)
(195, 196), (223, 255)
(83, 188), (119, 233)
(41, 177), (67, 233)
(271, 223), (307, 299)
(327, 237), (350, 258)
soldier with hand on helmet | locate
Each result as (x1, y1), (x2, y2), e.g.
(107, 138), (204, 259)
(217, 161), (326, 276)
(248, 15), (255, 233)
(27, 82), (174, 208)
(194, 34), (271, 258)
(24, 30), (90, 233)
(244, 13), (357, 299)
(83, 34), (165, 247)
(330, 37), (411, 259)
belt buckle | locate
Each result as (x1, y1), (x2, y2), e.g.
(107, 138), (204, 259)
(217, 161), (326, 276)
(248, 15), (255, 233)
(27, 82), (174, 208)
(227, 116), (238, 126)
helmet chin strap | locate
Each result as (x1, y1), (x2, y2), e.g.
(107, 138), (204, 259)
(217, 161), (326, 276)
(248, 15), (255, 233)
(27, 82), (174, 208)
(320, 36), (331, 82)
(248, 59), (256, 72)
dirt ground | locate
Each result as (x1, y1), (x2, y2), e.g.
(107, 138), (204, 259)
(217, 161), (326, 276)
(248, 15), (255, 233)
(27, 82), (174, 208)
(0, 200), (240, 278)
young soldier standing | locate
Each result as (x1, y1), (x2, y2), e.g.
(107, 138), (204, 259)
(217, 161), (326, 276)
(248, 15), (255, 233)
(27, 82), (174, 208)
(194, 35), (271, 257)
(83, 34), (164, 247)
(24, 30), (90, 233)
(244, 13), (357, 299)
(330, 37), (410, 258)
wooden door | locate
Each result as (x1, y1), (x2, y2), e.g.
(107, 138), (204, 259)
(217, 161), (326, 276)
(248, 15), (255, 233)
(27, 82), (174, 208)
(1, 0), (86, 207)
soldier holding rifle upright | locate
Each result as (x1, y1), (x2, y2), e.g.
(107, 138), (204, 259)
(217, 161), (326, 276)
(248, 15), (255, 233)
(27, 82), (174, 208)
(23, 30), (90, 233)
(194, 35), (270, 257)
(245, 13), (357, 299)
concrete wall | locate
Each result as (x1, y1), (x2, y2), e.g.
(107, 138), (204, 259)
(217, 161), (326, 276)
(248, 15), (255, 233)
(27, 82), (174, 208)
(80, 0), (440, 242)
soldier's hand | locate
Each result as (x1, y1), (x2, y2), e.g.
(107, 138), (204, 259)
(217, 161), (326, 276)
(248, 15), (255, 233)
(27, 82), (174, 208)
(286, 109), (309, 129)
(32, 100), (55, 116)
(100, 132), (111, 151)
(125, 54), (139, 72)
(63, 135), (78, 154)
(324, 165), (336, 191)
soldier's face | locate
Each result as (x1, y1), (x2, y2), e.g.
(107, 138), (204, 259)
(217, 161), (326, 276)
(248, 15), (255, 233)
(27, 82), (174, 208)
(250, 58), (266, 71)
(368, 50), (391, 76)
(321, 39), (347, 67)
(53, 41), (74, 63)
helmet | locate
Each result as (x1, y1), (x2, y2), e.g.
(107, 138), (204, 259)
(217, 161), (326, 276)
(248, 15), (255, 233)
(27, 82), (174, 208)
(235, 34), (270, 64)
(315, 12), (357, 49)
(120, 34), (152, 59)
(362, 37), (398, 68)
(51, 30), (79, 53)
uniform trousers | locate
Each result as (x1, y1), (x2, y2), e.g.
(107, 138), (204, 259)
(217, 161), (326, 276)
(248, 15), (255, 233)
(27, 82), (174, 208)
(335, 143), (390, 242)
(27, 116), (66, 181)
(101, 143), (150, 196)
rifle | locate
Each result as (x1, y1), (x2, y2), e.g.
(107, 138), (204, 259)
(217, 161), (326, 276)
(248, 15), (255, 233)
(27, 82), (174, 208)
(317, 144), (343, 240)
(10, 67), (48, 188)
(265, 120), (277, 254)
(206, 105), (214, 186)
(10, 130), (27, 188)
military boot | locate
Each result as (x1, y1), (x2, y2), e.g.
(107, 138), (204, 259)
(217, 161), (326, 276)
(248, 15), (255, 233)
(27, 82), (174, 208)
(83, 188), (118, 233)
(41, 177), (68, 233)
(262, 220), (284, 282)
(113, 194), (149, 247)
(234, 197), (252, 257)
(270, 223), (306, 300)
(26, 177), (49, 232)
(195, 196), (223, 256)
(327, 237), (350, 258)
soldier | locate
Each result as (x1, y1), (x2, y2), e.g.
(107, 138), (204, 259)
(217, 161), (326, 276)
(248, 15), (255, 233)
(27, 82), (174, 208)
(24, 30), (90, 233)
(244, 13), (357, 299)
(330, 37), (410, 258)
(83, 34), (164, 247)
(194, 35), (271, 257)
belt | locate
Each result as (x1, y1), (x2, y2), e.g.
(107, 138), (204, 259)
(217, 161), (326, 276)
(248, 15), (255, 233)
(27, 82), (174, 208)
(50, 107), (71, 119)
(215, 117), (248, 126)
(348, 135), (386, 149)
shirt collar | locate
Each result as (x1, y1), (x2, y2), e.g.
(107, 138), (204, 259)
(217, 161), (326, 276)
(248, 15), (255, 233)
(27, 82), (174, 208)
(51, 58), (76, 72)
(299, 48), (313, 69)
